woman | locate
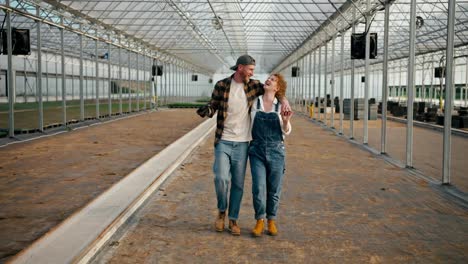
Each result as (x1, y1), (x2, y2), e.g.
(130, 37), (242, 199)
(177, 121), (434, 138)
(249, 73), (292, 237)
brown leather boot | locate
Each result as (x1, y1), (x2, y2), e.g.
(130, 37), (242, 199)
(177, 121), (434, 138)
(251, 219), (264, 237)
(215, 212), (226, 232)
(267, 219), (278, 236)
(228, 220), (241, 236)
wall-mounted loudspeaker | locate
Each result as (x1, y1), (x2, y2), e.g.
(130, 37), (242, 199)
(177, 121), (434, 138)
(361, 76), (366, 83)
(153, 65), (163, 76)
(434, 67), (446, 78)
(192, 74), (198, 81)
(292, 66), (300, 77)
(351, 33), (377, 60)
(1, 28), (31, 55)
(208, 78), (213, 84)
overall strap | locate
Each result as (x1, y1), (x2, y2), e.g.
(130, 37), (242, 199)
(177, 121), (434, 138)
(257, 97), (261, 109)
(275, 101), (279, 112)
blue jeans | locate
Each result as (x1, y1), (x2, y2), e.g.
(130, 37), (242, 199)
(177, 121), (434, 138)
(213, 140), (249, 220)
(249, 142), (285, 220)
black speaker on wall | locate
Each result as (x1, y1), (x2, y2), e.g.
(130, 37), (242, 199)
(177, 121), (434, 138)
(292, 66), (300, 77)
(1, 28), (31, 55)
(156, 65), (163, 76)
(351, 33), (377, 60)
(192, 74), (198, 81)
(361, 76), (366, 83)
(434, 67), (446, 78)
(208, 78), (213, 84)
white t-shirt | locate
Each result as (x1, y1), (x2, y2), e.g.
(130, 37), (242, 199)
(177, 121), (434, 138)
(221, 80), (252, 142)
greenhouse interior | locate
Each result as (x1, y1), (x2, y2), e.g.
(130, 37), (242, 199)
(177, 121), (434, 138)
(0, 0), (467, 263)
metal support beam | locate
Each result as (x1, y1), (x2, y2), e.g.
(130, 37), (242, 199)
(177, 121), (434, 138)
(406, 0), (417, 168)
(324, 43), (328, 125)
(79, 27), (84, 121)
(128, 51), (132, 112)
(95, 39), (100, 118)
(331, 36), (336, 129)
(118, 44), (122, 114)
(364, 0), (371, 144)
(108, 43), (112, 116)
(339, 33), (345, 135)
(313, 50), (317, 119)
(318, 46), (322, 122)
(61, 17), (67, 126)
(6, 0), (15, 137)
(381, 1), (390, 154)
(442, 0), (456, 184)
(136, 52), (140, 111)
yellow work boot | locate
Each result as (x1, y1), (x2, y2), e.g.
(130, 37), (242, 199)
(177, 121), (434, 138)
(251, 219), (264, 237)
(214, 212), (226, 232)
(267, 219), (278, 236)
(228, 220), (241, 236)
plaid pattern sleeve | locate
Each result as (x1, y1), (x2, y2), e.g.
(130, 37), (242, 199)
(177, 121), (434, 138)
(208, 75), (265, 146)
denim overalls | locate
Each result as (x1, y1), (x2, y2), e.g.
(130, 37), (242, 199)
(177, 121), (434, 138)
(249, 98), (285, 220)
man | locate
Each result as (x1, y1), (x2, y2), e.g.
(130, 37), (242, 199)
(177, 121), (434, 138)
(197, 55), (291, 236)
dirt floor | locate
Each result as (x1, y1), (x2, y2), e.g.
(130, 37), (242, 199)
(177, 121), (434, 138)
(0, 109), (204, 263)
(309, 111), (468, 193)
(92, 114), (468, 263)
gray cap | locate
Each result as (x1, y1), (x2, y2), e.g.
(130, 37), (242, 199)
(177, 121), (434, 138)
(230, 54), (256, 71)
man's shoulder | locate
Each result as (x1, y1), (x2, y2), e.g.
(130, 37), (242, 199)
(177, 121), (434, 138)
(215, 76), (232, 88)
(247, 78), (263, 88)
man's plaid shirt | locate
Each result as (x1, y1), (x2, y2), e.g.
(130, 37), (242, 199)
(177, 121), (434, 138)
(202, 74), (264, 145)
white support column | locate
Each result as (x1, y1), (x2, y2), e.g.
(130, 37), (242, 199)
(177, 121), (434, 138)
(331, 36), (336, 129)
(95, 39), (100, 118)
(107, 43), (112, 116)
(406, 0), (417, 168)
(364, 0), (371, 144)
(339, 32), (345, 134)
(442, 0), (456, 184)
(318, 46), (322, 122)
(60, 16), (66, 126)
(6, 0), (15, 137)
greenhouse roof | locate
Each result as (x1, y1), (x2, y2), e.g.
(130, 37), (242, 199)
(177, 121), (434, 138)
(1, 0), (467, 74)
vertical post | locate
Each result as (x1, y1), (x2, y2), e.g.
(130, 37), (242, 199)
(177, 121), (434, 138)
(6, 0), (15, 137)
(406, 0), (417, 168)
(430, 60), (434, 106)
(144, 54), (147, 110)
(324, 43), (328, 125)
(61, 17), (67, 126)
(318, 46), (322, 122)
(164, 62), (167, 105)
(381, 1), (390, 154)
(301, 57), (305, 113)
(136, 52), (140, 111)
(422, 57), (426, 103)
(331, 36), (336, 129)
(95, 39), (100, 118)
(340, 32), (345, 134)
(128, 50), (132, 112)
(313, 50), (317, 119)
(55, 58), (58, 102)
(118, 44), (122, 114)
(308, 52), (312, 117)
(364, 0), (371, 144)
(45, 53), (49, 102)
(465, 56), (468, 107)
(442, 0), (456, 184)
(350, 9), (356, 139)
(118, 43), (123, 115)
(107, 43), (112, 116)
(79, 27), (84, 121)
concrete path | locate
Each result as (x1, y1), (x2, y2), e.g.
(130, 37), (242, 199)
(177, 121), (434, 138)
(92, 115), (468, 263)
